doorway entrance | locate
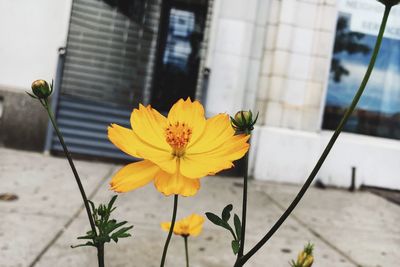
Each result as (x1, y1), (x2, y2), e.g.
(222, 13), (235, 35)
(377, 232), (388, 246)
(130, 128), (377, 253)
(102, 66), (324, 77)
(151, 0), (209, 111)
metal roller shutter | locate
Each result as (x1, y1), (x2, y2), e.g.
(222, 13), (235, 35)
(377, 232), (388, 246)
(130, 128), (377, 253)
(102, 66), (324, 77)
(47, 0), (161, 160)
(47, 0), (212, 161)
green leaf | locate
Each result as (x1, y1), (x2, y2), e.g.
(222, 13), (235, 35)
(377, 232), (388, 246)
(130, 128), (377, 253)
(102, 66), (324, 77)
(71, 241), (95, 248)
(77, 235), (94, 240)
(251, 111), (259, 126)
(112, 226), (134, 238)
(88, 200), (96, 214)
(74, 196), (133, 248)
(26, 92), (38, 99)
(107, 195), (118, 211)
(230, 116), (239, 126)
(105, 220), (128, 234)
(234, 214), (241, 241)
(205, 212), (224, 226)
(205, 212), (234, 233)
(222, 204), (233, 222)
(231, 240), (240, 255)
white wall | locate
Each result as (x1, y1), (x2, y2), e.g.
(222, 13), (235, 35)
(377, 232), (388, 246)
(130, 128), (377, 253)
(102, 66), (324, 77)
(0, 0), (72, 91)
(253, 126), (400, 190)
(204, 0), (269, 116)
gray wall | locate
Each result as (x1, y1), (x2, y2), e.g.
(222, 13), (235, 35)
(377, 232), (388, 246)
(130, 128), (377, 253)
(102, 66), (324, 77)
(0, 88), (48, 151)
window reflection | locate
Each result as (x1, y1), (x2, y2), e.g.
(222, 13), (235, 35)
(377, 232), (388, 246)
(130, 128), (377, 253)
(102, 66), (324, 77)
(151, 4), (205, 111)
(163, 8), (195, 72)
(323, 2), (400, 139)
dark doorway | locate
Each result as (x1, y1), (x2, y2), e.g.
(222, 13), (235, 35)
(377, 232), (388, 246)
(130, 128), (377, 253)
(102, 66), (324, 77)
(151, 0), (209, 111)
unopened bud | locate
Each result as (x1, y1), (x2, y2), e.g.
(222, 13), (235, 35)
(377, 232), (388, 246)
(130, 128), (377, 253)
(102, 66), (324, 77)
(291, 243), (314, 267)
(302, 256), (314, 267)
(377, 0), (400, 6)
(297, 252), (307, 263)
(231, 110), (258, 134)
(234, 111), (252, 123)
(31, 79), (52, 99)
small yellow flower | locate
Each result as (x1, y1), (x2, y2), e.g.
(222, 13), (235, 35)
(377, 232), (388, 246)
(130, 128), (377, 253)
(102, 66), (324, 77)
(108, 98), (250, 196)
(291, 243), (314, 267)
(161, 214), (205, 237)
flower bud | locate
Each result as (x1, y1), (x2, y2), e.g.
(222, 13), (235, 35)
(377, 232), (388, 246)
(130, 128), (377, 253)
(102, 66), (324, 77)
(234, 111), (252, 123)
(377, 0), (400, 6)
(297, 251), (307, 263)
(31, 79), (52, 99)
(291, 243), (314, 267)
(231, 110), (258, 134)
(302, 256), (314, 267)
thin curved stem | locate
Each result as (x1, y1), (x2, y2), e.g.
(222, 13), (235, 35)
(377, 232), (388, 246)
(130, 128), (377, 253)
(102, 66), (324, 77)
(42, 99), (103, 266)
(237, 152), (249, 259)
(42, 99), (97, 235)
(160, 194), (179, 267)
(184, 236), (189, 267)
(235, 4), (392, 266)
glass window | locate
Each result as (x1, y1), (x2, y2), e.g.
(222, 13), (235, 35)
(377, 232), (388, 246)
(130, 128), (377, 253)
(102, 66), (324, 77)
(323, 0), (400, 139)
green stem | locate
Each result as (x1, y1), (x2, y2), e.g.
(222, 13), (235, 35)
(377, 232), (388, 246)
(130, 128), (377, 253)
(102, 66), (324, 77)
(97, 243), (105, 267)
(184, 236), (189, 267)
(42, 99), (97, 236)
(237, 152), (249, 259)
(43, 99), (103, 266)
(235, 4), (392, 267)
(160, 194), (179, 267)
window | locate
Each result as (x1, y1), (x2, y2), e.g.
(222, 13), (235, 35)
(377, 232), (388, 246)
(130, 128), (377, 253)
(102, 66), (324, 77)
(323, 0), (400, 139)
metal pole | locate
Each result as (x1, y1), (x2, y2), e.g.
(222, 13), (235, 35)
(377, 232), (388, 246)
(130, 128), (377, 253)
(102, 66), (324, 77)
(350, 166), (356, 192)
(43, 47), (66, 153)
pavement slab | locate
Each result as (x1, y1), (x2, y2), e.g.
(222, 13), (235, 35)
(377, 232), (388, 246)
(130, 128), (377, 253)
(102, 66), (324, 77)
(0, 148), (115, 267)
(1, 148), (399, 267)
(36, 178), (360, 267)
(253, 181), (400, 267)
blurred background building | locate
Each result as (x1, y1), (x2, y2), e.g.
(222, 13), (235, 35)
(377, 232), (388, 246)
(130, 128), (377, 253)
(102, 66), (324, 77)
(1, 0), (400, 190)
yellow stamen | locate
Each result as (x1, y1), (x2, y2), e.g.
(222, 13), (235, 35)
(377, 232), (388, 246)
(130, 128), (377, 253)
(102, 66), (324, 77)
(165, 122), (192, 156)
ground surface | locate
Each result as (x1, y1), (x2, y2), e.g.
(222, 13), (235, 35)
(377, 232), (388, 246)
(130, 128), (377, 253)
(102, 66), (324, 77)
(0, 148), (399, 267)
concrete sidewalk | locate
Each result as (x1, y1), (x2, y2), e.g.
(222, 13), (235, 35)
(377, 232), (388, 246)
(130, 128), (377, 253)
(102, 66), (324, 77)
(0, 148), (399, 267)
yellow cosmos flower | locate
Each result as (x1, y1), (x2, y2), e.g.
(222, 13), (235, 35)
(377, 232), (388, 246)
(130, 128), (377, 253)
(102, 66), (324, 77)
(108, 98), (250, 196)
(161, 214), (205, 237)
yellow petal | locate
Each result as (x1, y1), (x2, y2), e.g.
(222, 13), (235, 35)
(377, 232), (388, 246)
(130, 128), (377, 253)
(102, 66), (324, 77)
(181, 134), (250, 178)
(108, 124), (141, 158)
(161, 214), (204, 237)
(161, 222), (172, 232)
(108, 124), (177, 174)
(167, 98), (206, 145)
(110, 160), (159, 192)
(154, 170), (200, 197)
(188, 214), (205, 237)
(187, 113), (235, 153)
(138, 149), (177, 174)
(130, 104), (170, 151)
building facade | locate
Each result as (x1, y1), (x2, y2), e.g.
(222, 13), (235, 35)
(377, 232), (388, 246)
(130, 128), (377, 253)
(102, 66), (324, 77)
(1, 0), (400, 189)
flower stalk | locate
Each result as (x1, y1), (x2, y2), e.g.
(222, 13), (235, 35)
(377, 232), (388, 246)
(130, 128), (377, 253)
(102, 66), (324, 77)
(41, 98), (98, 236)
(160, 194), (179, 267)
(97, 243), (105, 267)
(184, 236), (189, 267)
(235, 4), (392, 266)
(29, 87), (104, 266)
(237, 152), (249, 259)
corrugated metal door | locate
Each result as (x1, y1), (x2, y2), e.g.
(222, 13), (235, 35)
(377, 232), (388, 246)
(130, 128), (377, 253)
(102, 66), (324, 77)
(48, 0), (161, 160)
(47, 0), (213, 160)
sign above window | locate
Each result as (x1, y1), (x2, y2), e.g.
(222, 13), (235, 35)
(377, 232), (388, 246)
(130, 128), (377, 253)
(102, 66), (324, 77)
(340, 0), (400, 40)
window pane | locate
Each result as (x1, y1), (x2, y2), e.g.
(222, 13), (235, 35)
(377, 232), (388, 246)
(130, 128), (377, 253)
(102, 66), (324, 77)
(323, 0), (400, 139)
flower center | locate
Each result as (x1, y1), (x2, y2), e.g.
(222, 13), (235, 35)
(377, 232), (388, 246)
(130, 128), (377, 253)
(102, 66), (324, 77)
(180, 224), (190, 235)
(165, 122), (192, 157)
